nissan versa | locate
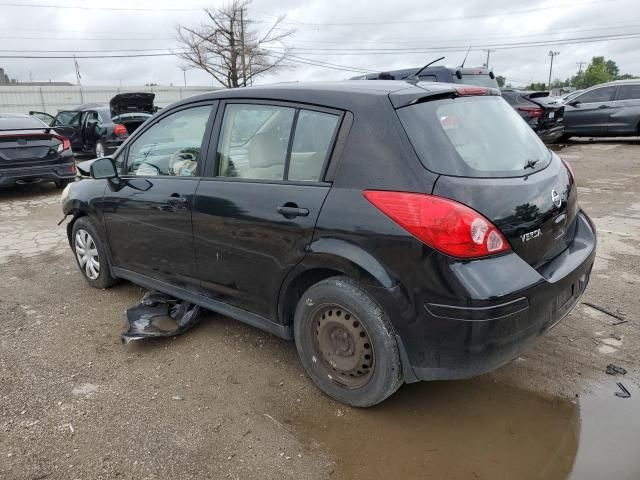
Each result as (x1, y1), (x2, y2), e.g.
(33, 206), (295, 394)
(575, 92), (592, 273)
(60, 81), (596, 407)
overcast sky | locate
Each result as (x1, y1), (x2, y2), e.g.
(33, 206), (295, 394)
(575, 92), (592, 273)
(0, 0), (639, 88)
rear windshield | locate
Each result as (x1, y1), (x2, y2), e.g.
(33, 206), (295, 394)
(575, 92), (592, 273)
(0, 115), (47, 130)
(456, 74), (499, 88)
(397, 96), (551, 178)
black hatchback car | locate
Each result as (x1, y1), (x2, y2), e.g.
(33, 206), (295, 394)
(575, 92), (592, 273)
(61, 81), (596, 406)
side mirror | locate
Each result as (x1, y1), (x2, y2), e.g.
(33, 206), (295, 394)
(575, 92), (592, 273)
(568, 100), (580, 107)
(90, 157), (118, 180)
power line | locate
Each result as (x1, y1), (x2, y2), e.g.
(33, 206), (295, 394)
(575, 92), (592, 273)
(0, 2), (201, 11)
(254, 0), (620, 26)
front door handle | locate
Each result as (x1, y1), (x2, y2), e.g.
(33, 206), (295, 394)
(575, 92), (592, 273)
(597, 104), (610, 109)
(166, 195), (188, 207)
(277, 203), (309, 218)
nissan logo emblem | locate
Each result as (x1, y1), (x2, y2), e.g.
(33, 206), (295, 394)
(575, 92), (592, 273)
(551, 189), (562, 208)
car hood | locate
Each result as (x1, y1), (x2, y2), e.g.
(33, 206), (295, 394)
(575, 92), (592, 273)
(110, 93), (155, 117)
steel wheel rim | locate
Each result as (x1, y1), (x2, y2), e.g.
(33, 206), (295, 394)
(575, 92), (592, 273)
(74, 229), (100, 280)
(95, 143), (104, 158)
(311, 305), (374, 389)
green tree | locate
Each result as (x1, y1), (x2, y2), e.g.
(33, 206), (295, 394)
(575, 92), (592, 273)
(605, 59), (619, 78)
(496, 75), (506, 87)
(582, 56), (613, 87)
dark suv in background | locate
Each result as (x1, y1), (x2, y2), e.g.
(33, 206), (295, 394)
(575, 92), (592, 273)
(62, 81), (595, 407)
(352, 65), (499, 88)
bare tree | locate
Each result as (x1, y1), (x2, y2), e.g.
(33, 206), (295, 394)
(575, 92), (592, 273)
(176, 1), (294, 88)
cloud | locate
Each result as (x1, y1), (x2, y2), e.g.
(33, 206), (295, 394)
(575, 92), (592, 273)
(0, 0), (638, 88)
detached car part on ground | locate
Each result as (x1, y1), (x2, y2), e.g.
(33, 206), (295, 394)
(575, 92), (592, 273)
(0, 113), (76, 188)
(30, 92), (154, 158)
(500, 89), (565, 143)
(61, 80), (596, 407)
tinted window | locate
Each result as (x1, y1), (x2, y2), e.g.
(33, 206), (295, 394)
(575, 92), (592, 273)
(0, 115), (47, 129)
(217, 104), (295, 181)
(417, 75), (437, 82)
(617, 84), (640, 100)
(397, 96), (550, 178)
(125, 105), (211, 177)
(458, 74), (499, 88)
(575, 86), (616, 104)
(55, 111), (81, 126)
(288, 110), (340, 182)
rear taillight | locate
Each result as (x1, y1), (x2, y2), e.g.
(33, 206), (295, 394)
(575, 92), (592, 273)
(363, 191), (511, 259)
(518, 106), (544, 118)
(562, 158), (575, 182)
(53, 135), (71, 153)
(113, 124), (127, 136)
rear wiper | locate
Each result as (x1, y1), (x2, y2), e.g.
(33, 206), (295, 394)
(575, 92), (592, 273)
(523, 159), (539, 169)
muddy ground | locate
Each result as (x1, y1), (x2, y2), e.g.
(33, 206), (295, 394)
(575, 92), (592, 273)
(1, 139), (639, 480)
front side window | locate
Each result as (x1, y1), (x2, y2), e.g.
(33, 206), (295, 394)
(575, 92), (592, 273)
(576, 86), (616, 104)
(55, 111), (81, 127)
(125, 105), (211, 177)
(617, 84), (640, 101)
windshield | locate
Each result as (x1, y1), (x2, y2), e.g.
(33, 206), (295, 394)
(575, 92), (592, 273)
(397, 96), (551, 178)
(0, 115), (47, 130)
(457, 74), (499, 88)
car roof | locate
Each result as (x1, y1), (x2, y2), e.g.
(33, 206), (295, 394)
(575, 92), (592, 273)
(170, 80), (465, 111)
(0, 113), (33, 118)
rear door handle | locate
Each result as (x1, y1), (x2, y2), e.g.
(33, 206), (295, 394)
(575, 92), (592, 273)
(277, 204), (309, 218)
(597, 104), (610, 109)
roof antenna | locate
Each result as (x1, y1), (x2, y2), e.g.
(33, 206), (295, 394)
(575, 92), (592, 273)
(406, 56), (445, 83)
(460, 46), (472, 67)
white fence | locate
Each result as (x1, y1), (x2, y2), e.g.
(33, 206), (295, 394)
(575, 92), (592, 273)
(0, 85), (220, 114)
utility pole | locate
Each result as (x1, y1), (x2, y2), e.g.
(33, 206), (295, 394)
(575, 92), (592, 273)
(483, 49), (496, 69)
(73, 55), (82, 86)
(180, 67), (189, 87)
(239, 5), (247, 87)
(576, 61), (586, 75)
(548, 50), (560, 90)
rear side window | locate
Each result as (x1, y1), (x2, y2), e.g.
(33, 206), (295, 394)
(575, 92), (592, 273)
(458, 74), (499, 88)
(397, 96), (551, 178)
(576, 86), (616, 103)
(617, 84), (640, 100)
(217, 103), (340, 182)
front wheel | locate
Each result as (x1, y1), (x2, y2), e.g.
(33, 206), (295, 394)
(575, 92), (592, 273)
(294, 276), (403, 407)
(71, 217), (118, 289)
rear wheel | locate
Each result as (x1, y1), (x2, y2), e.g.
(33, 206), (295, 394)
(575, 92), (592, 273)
(294, 276), (403, 407)
(71, 217), (118, 289)
(54, 178), (72, 189)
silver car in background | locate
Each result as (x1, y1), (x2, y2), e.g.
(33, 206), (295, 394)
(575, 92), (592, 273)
(562, 80), (640, 139)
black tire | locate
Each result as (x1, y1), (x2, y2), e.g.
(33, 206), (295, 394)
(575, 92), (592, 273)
(54, 178), (72, 189)
(555, 134), (571, 144)
(293, 276), (403, 407)
(71, 216), (119, 289)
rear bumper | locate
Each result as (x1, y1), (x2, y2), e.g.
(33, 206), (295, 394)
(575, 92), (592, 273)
(536, 124), (565, 143)
(0, 162), (76, 187)
(371, 210), (596, 382)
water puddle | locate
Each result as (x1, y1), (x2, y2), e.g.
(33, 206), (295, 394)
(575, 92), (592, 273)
(288, 378), (639, 480)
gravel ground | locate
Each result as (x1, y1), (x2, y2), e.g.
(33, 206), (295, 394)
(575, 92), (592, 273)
(1, 139), (639, 480)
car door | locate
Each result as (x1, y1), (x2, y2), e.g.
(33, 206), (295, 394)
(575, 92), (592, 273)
(29, 111), (56, 126)
(192, 101), (343, 320)
(563, 86), (617, 135)
(607, 83), (640, 135)
(102, 102), (217, 289)
(82, 110), (100, 150)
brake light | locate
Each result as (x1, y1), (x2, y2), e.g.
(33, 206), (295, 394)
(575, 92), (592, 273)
(52, 134), (71, 153)
(518, 106), (544, 118)
(562, 158), (575, 182)
(363, 191), (511, 259)
(455, 86), (488, 96)
(113, 124), (127, 136)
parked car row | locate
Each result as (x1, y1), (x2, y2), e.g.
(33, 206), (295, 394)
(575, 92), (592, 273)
(0, 93), (154, 188)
